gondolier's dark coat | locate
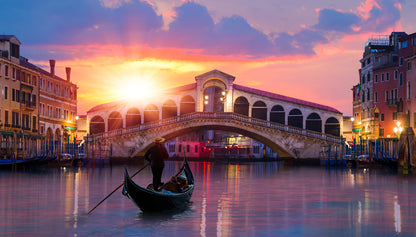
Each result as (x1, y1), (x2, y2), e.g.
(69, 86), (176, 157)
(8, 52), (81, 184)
(144, 143), (169, 168)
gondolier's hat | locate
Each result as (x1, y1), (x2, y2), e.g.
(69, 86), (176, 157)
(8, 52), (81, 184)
(153, 137), (165, 143)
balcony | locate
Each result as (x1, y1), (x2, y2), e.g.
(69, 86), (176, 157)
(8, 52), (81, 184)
(21, 102), (36, 111)
(386, 98), (398, 107)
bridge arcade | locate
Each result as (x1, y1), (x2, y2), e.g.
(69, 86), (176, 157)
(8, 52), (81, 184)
(87, 70), (342, 159)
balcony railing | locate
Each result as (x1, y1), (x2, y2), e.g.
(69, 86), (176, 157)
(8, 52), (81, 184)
(386, 98), (398, 107)
(94, 112), (340, 143)
(21, 101), (36, 111)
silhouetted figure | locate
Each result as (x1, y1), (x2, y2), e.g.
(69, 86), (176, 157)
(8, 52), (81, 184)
(144, 137), (169, 190)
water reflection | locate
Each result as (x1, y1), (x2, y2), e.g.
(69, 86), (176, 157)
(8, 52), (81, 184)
(1, 162), (416, 236)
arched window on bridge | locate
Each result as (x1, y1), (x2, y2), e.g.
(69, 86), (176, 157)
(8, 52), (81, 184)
(162, 100), (178, 119)
(234, 96), (249, 116)
(288, 109), (303, 129)
(270, 105), (285, 124)
(90, 116), (105, 134)
(126, 108), (141, 128)
(325, 117), (340, 137)
(180, 95), (195, 115)
(203, 86), (225, 112)
(306, 113), (322, 133)
(252, 101), (267, 120)
(144, 104), (159, 123)
(108, 111), (123, 131)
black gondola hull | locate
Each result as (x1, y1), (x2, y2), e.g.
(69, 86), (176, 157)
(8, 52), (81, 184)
(123, 160), (194, 212)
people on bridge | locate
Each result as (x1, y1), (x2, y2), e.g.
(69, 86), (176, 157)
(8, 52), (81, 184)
(144, 137), (169, 191)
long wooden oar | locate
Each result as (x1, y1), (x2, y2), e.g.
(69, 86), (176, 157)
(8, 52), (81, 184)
(86, 163), (150, 215)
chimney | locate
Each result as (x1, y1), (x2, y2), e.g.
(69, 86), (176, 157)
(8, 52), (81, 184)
(49, 59), (56, 76)
(65, 67), (71, 82)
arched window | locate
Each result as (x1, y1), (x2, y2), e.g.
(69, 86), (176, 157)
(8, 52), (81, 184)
(108, 111), (123, 131)
(203, 86), (224, 112)
(126, 108), (141, 128)
(90, 116), (105, 134)
(180, 95), (195, 115)
(306, 113), (322, 132)
(144, 104), (159, 123)
(325, 117), (340, 136)
(162, 100), (178, 119)
(288, 109), (303, 129)
(252, 101), (267, 120)
(270, 105), (285, 124)
(234, 96), (249, 116)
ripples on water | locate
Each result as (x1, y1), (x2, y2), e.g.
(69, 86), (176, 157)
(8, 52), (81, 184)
(1, 161), (416, 236)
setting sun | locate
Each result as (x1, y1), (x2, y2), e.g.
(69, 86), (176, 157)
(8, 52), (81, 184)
(115, 76), (160, 101)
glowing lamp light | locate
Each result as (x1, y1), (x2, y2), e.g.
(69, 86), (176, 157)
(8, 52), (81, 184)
(394, 121), (403, 138)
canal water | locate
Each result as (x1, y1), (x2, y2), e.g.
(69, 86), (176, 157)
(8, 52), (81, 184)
(1, 161), (416, 236)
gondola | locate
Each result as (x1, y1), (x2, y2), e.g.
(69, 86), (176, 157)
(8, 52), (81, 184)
(123, 158), (194, 212)
(0, 156), (42, 168)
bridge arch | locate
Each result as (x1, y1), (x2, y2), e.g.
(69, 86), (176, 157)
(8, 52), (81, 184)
(270, 105), (285, 124)
(162, 99), (178, 119)
(144, 104), (159, 123)
(180, 95), (195, 115)
(108, 111), (123, 131)
(288, 109), (303, 129)
(134, 123), (297, 158)
(234, 96), (249, 116)
(90, 115), (105, 134)
(126, 107), (141, 128)
(325, 117), (340, 136)
(306, 112), (322, 133)
(252, 101), (267, 120)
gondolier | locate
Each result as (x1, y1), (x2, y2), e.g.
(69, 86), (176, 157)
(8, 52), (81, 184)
(144, 137), (169, 190)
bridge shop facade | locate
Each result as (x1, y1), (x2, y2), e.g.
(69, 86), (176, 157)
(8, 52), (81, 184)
(86, 70), (343, 159)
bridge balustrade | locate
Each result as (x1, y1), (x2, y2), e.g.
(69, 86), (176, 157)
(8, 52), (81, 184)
(92, 112), (339, 143)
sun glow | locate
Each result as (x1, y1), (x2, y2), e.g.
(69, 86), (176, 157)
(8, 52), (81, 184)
(115, 76), (160, 101)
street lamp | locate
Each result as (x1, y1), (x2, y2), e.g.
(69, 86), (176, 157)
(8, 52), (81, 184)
(220, 91), (226, 104)
(393, 121), (403, 138)
(204, 95), (209, 105)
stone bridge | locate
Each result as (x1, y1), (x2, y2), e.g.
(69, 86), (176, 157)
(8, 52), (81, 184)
(94, 112), (340, 159)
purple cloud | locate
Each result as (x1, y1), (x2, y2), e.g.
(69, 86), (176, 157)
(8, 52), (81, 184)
(2, 0), (402, 60)
(314, 0), (402, 33)
(315, 9), (361, 33)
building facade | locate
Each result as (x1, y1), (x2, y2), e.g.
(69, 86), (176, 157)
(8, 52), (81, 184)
(37, 60), (78, 153)
(0, 35), (78, 158)
(0, 35), (40, 158)
(353, 32), (407, 140)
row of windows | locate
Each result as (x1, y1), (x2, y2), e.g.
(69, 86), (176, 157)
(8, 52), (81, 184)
(379, 112), (398, 122)
(0, 110), (37, 130)
(39, 103), (75, 121)
(0, 62), (37, 86)
(0, 86), (37, 104)
(168, 144), (198, 153)
(0, 62), (75, 100)
(39, 78), (75, 99)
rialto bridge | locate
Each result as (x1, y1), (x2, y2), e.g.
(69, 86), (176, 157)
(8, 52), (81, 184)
(86, 70), (343, 159)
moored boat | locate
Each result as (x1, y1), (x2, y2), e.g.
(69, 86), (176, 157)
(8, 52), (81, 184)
(123, 159), (194, 212)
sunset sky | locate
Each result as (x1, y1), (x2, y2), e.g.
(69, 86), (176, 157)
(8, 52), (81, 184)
(1, 0), (415, 115)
